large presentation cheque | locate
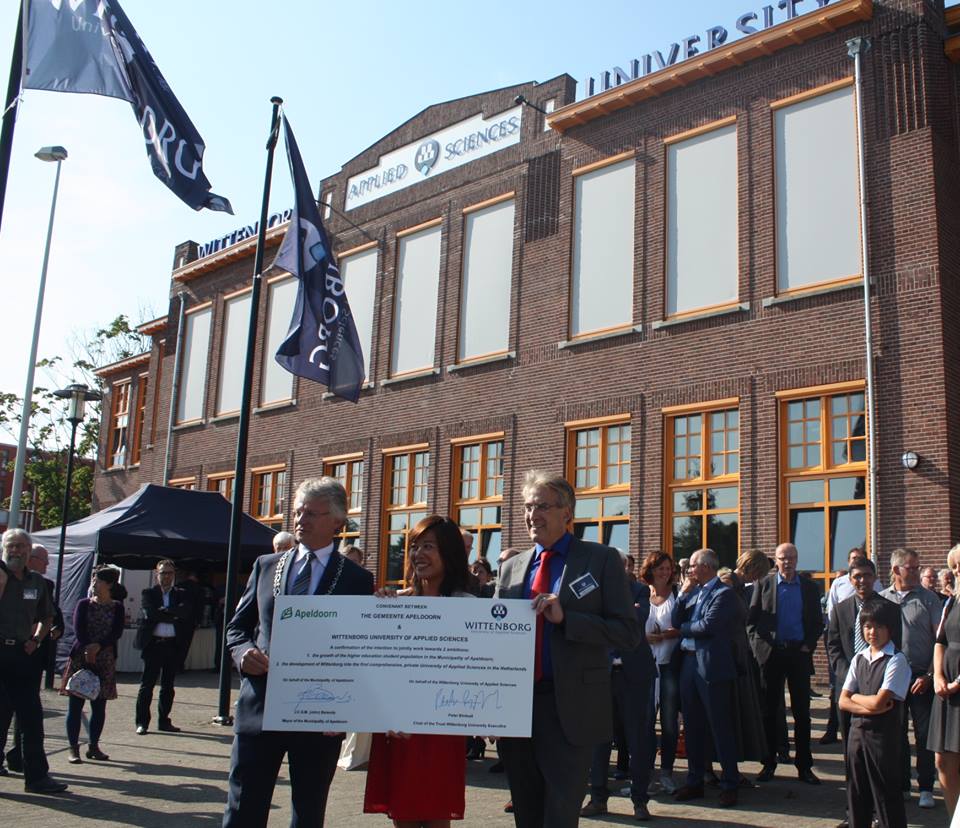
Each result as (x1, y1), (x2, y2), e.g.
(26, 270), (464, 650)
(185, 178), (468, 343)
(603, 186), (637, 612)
(262, 595), (535, 736)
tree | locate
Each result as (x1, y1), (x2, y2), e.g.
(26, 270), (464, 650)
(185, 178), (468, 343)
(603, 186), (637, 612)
(1, 314), (151, 528)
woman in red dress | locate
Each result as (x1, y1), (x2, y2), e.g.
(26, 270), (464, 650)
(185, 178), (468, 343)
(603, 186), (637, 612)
(364, 515), (472, 827)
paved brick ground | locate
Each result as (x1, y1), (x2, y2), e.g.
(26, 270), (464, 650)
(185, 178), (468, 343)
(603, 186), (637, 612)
(0, 673), (944, 827)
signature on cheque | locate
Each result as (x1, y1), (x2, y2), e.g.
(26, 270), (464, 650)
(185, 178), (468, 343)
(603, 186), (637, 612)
(434, 687), (502, 713)
(292, 686), (353, 711)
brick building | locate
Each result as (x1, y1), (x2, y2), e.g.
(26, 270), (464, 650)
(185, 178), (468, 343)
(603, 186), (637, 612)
(94, 0), (960, 599)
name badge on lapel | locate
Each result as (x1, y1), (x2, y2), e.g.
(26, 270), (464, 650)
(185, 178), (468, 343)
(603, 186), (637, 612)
(568, 573), (599, 600)
(23, 588), (39, 600)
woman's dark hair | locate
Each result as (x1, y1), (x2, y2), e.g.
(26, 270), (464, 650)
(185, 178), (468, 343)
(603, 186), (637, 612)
(93, 565), (120, 586)
(408, 515), (470, 597)
(639, 551), (674, 586)
(859, 597), (899, 633)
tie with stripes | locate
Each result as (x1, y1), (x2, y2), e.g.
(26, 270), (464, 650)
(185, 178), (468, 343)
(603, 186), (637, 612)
(290, 552), (314, 595)
(853, 600), (867, 654)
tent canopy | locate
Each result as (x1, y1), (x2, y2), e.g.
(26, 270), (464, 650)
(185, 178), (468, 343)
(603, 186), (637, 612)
(34, 483), (277, 569)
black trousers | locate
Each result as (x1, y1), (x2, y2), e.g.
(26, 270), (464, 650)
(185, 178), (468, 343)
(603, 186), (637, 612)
(136, 638), (181, 727)
(2, 646), (45, 765)
(847, 724), (906, 828)
(762, 647), (813, 771)
(0, 646), (49, 784)
(900, 680), (935, 792)
(499, 685), (593, 828)
(222, 730), (342, 828)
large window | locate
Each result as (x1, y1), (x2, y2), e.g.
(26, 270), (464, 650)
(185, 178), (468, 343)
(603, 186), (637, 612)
(774, 81), (860, 293)
(382, 448), (430, 586)
(391, 222), (441, 376)
(261, 276), (297, 406)
(251, 465), (286, 530)
(339, 245), (378, 381)
(666, 403), (740, 569)
(207, 472), (234, 503)
(168, 477), (196, 491)
(325, 454), (364, 546)
(459, 197), (514, 361)
(453, 436), (504, 568)
(129, 372), (148, 466)
(780, 384), (867, 589)
(107, 380), (131, 469)
(666, 120), (738, 316)
(571, 156), (635, 337)
(177, 304), (212, 423)
(566, 417), (631, 551)
(216, 290), (251, 415)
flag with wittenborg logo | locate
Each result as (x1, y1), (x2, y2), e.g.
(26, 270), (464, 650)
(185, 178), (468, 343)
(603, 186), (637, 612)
(22, 0), (232, 214)
(273, 115), (365, 403)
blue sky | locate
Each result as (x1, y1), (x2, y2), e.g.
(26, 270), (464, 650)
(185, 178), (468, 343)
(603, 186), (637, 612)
(0, 0), (911, 422)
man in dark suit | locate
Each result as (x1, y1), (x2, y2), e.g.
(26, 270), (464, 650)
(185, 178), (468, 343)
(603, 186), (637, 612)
(222, 477), (374, 828)
(748, 542), (824, 785)
(671, 547), (741, 807)
(827, 556), (902, 741)
(135, 559), (191, 734)
(581, 554), (658, 821)
(495, 470), (640, 828)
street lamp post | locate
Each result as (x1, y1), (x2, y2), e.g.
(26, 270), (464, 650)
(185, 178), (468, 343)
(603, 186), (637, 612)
(46, 383), (100, 689)
(8, 146), (68, 530)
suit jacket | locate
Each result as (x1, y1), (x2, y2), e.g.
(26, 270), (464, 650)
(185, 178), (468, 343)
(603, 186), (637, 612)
(495, 536), (640, 747)
(619, 580), (657, 687)
(671, 579), (739, 683)
(747, 572), (824, 671)
(827, 592), (903, 694)
(227, 549), (374, 735)
(135, 585), (191, 651)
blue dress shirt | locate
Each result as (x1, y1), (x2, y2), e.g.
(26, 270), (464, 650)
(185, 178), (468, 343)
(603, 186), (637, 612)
(523, 532), (571, 681)
(776, 572), (804, 643)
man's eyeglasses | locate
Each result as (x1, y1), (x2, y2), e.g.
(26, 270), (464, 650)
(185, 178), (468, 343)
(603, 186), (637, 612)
(523, 502), (563, 515)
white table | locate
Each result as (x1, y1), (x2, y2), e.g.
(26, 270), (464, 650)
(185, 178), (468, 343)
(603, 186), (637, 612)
(116, 626), (217, 673)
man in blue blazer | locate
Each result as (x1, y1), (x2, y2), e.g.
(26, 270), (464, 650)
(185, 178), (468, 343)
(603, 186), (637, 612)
(671, 547), (741, 807)
(222, 477), (374, 828)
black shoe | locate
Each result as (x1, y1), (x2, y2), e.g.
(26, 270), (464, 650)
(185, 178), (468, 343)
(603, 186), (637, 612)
(24, 776), (68, 794)
(705, 770), (721, 787)
(756, 765), (776, 783)
(777, 750), (792, 764)
(158, 721), (181, 733)
(580, 800), (609, 817)
(798, 769), (821, 785)
(819, 733), (839, 745)
(633, 802), (651, 820)
(136, 725), (148, 735)
(86, 745), (109, 761)
(5, 755), (22, 773)
(719, 789), (738, 807)
(0, 765), (8, 776)
(673, 785), (705, 801)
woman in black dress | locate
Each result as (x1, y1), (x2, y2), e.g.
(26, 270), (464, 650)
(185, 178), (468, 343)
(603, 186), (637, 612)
(929, 545), (960, 816)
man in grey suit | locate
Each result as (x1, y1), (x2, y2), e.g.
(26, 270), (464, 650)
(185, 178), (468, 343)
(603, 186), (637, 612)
(495, 469), (640, 828)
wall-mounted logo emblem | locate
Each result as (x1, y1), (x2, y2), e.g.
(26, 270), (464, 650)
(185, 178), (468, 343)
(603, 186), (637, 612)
(414, 140), (440, 176)
(491, 603), (508, 620)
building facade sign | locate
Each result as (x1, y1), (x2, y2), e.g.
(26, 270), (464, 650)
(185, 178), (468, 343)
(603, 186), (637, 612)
(196, 208), (293, 260)
(345, 105), (523, 211)
(579, 0), (835, 99)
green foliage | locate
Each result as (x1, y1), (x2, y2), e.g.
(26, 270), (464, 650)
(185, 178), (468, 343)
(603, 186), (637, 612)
(1, 313), (151, 528)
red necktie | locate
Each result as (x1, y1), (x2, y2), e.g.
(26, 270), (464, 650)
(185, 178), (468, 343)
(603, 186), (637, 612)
(531, 550), (554, 683)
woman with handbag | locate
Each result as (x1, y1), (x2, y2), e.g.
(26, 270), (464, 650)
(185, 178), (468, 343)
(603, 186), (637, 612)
(60, 565), (124, 763)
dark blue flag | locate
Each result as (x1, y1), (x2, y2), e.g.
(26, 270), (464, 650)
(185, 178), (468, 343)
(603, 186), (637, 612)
(273, 115), (365, 403)
(22, 0), (232, 214)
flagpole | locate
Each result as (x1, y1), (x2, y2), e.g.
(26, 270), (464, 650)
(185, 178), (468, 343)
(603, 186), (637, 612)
(0, 4), (23, 237)
(214, 95), (283, 725)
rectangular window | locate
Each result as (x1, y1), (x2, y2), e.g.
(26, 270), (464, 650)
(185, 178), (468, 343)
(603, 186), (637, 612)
(459, 198), (514, 362)
(391, 222), (442, 376)
(666, 121), (738, 316)
(666, 404), (740, 569)
(251, 466), (286, 530)
(177, 305), (212, 423)
(261, 277), (298, 405)
(107, 380), (131, 468)
(543, 98), (555, 132)
(382, 447), (430, 585)
(150, 340), (164, 444)
(216, 291), (251, 415)
(339, 246), (377, 380)
(207, 472), (234, 503)
(453, 436), (504, 568)
(775, 82), (860, 293)
(325, 455), (364, 544)
(322, 190), (333, 220)
(571, 156), (635, 337)
(780, 384), (867, 589)
(129, 372), (148, 466)
(168, 477), (196, 491)
(566, 417), (631, 551)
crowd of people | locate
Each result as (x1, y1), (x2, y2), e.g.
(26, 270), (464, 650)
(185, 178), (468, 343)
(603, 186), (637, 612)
(2, 468), (960, 828)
